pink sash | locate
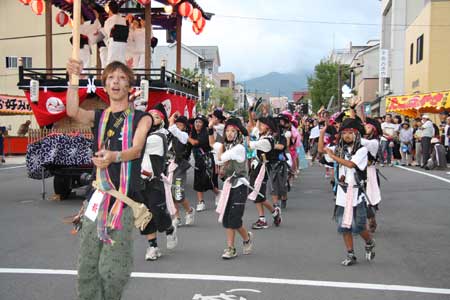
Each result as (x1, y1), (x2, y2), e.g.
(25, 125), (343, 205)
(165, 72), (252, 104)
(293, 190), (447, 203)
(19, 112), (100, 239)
(366, 166), (381, 206)
(160, 160), (178, 216)
(341, 177), (354, 229)
(216, 177), (233, 223)
(248, 163), (266, 201)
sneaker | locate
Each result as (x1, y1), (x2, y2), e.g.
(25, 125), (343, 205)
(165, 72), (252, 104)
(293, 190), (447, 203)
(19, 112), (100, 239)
(222, 247), (237, 259)
(388, 163), (394, 167)
(273, 207), (282, 227)
(341, 252), (357, 266)
(196, 201), (206, 212)
(280, 200), (287, 209)
(365, 239), (376, 261)
(185, 208), (195, 225)
(166, 226), (178, 250)
(380, 163), (385, 167)
(145, 246), (162, 261)
(243, 232), (253, 255)
(1, 158), (5, 163)
(252, 219), (269, 229)
(172, 217), (182, 228)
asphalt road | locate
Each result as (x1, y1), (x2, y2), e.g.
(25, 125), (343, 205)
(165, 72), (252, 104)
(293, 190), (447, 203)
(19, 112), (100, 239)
(0, 163), (449, 300)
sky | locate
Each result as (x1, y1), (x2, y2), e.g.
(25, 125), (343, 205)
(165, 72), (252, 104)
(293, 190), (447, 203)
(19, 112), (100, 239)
(154, 0), (382, 81)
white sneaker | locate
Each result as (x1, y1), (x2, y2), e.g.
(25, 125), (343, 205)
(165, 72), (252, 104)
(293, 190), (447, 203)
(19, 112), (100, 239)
(243, 232), (254, 255)
(145, 246), (162, 261)
(221, 247), (237, 259)
(166, 226), (178, 250)
(185, 208), (195, 225)
(196, 201), (206, 212)
(172, 217), (182, 228)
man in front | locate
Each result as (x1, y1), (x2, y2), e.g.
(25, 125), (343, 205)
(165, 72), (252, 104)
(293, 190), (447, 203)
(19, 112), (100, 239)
(318, 117), (375, 266)
(66, 58), (152, 300)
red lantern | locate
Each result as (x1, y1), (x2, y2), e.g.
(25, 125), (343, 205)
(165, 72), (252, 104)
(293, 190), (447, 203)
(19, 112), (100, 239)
(168, 0), (181, 5)
(30, 0), (44, 15)
(178, 2), (192, 17)
(192, 24), (203, 35)
(19, 0), (32, 5)
(195, 16), (205, 29)
(137, 0), (151, 5)
(65, 0), (73, 3)
(55, 11), (69, 27)
(189, 8), (201, 22)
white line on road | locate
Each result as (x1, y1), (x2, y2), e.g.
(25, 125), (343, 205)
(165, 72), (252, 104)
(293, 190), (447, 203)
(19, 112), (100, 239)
(1, 268), (450, 295)
(395, 166), (450, 184)
(0, 165), (26, 171)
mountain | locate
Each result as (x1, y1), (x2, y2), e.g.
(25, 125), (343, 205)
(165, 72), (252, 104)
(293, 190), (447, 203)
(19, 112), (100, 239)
(240, 71), (310, 98)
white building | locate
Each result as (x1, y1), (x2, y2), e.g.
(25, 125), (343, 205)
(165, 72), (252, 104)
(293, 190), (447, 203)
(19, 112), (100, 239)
(152, 42), (204, 73)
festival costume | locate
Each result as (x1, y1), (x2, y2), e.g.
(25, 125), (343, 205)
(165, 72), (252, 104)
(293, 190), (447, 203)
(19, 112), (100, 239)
(77, 108), (146, 300)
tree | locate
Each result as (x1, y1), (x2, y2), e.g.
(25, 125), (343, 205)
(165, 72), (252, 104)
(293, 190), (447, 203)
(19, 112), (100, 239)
(210, 87), (235, 111)
(307, 60), (349, 112)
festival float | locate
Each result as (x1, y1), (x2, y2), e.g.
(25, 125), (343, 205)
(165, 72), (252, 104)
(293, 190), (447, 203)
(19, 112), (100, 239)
(16, 0), (211, 200)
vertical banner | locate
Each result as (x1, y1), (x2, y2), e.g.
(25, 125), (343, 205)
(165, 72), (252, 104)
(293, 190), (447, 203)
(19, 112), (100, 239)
(379, 49), (389, 79)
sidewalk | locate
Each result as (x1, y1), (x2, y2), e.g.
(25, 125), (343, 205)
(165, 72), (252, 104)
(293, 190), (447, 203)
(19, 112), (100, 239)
(1, 155), (26, 166)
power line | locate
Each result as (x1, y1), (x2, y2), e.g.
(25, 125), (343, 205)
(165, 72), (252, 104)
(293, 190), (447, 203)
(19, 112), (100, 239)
(0, 32), (71, 41)
(215, 14), (450, 28)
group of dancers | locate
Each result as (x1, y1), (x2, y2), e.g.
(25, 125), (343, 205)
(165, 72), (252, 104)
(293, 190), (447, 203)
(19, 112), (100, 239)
(136, 100), (306, 260)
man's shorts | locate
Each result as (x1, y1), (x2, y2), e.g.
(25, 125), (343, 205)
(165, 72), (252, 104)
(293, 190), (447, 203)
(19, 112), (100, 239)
(335, 201), (367, 234)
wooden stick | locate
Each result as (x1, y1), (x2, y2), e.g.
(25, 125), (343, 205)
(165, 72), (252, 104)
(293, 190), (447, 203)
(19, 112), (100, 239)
(70, 0), (81, 85)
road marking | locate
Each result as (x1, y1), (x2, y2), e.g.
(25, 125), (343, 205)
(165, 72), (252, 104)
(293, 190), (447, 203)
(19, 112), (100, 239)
(1, 268), (450, 295)
(0, 165), (26, 171)
(226, 289), (261, 294)
(395, 166), (450, 184)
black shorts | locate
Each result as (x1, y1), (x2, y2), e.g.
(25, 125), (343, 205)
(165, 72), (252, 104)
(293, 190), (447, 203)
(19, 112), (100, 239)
(139, 181), (172, 235)
(222, 185), (248, 229)
(172, 165), (188, 202)
(269, 162), (288, 197)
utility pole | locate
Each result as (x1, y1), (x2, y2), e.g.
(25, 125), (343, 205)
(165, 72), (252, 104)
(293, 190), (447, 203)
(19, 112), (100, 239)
(337, 64), (342, 111)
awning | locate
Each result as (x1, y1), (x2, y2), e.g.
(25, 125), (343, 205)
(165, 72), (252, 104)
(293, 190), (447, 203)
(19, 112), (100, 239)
(386, 90), (450, 118)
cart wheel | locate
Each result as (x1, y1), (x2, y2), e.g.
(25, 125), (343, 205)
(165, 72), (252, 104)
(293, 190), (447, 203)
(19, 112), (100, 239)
(54, 176), (72, 199)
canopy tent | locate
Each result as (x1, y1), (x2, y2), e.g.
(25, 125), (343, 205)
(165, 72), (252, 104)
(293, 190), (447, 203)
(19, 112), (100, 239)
(386, 90), (450, 118)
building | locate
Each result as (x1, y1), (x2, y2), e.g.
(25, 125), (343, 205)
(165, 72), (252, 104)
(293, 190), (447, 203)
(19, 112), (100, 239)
(0, 2), (73, 133)
(189, 46), (221, 80)
(216, 72), (235, 89)
(379, 0), (408, 115)
(152, 43), (204, 72)
(329, 42), (372, 65)
(269, 96), (289, 114)
(403, 0), (450, 95)
(350, 42), (380, 116)
(292, 91), (308, 103)
(233, 83), (245, 109)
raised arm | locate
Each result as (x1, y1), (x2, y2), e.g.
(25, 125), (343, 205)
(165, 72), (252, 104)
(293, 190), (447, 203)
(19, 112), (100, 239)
(66, 59), (95, 125)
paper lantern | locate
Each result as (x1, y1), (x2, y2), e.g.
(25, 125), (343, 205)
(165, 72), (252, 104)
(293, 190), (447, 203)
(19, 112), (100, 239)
(178, 2), (192, 17)
(137, 0), (151, 5)
(168, 0), (181, 5)
(30, 0), (44, 15)
(65, 0), (73, 3)
(56, 11), (69, 27)
(195, 16), (205, 29)
(19, 0), (32, 5)
(192, 24), (203, 35)
(189, 8), (201, 22)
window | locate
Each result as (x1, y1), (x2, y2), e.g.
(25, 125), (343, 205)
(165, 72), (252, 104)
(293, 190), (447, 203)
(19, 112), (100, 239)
(220, 80), (229, 88)
(416, 34), (424, 63)
(410, 43), (414, 65)
(5, 56), (32, 69)
(23, 57), (32, 68)
(5, 56), (18, 69)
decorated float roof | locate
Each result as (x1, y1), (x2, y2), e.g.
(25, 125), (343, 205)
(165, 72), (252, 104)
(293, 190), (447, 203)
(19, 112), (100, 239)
(49, 0), (212, 30)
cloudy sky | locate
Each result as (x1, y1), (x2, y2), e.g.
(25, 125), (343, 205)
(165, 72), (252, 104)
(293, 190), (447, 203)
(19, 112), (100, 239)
(154, 0), (382, 81)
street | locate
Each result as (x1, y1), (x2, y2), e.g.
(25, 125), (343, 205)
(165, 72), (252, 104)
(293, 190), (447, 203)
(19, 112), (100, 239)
(0, 160), (449, 300)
